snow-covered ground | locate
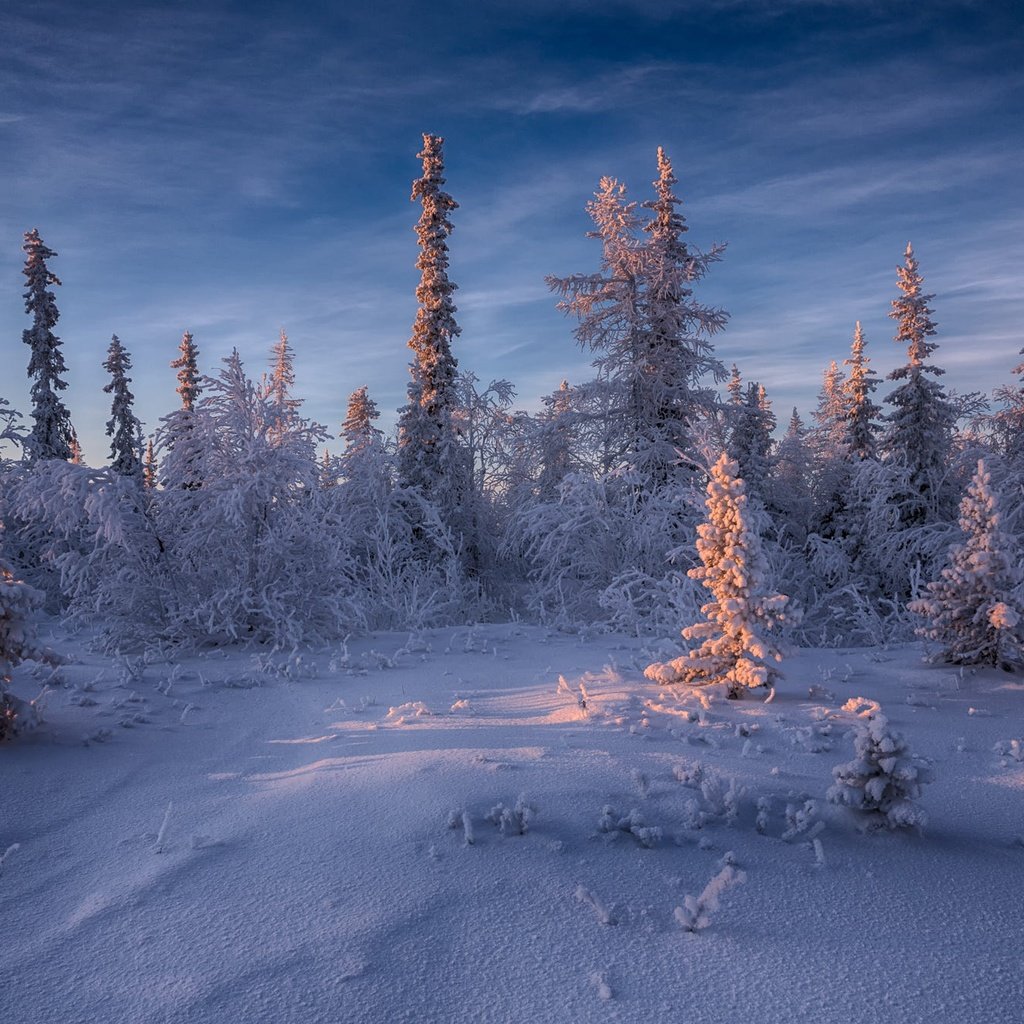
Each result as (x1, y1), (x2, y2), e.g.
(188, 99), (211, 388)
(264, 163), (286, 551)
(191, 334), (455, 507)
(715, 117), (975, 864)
(3, 623), (1022, 1023)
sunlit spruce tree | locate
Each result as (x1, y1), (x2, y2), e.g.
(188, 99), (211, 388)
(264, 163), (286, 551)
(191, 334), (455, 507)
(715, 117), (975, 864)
(883, 244), (956, 525)
(548, 149), (726, 489)
(22, 229), (75, 462)
(396, 134), (473, 552)
(842, 322), (882, 462)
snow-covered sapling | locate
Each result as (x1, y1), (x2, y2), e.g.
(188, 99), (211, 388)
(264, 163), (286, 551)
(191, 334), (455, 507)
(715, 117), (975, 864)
(447, 809), (475, 846)
(645, 455), (794, 698)
(782, 799), (824, 842)
(827, 714), (933, 831)
(674, 864), (746, 933)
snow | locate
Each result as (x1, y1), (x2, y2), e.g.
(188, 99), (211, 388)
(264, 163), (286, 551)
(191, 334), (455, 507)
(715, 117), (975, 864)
(3, 623), (1023, 1023)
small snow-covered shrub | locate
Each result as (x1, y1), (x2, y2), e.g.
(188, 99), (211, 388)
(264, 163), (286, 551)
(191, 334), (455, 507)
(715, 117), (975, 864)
(598, 806), (662, 848)
(827, 714), (933, 831)
(674, 864), (746, 933)
(486, 794), (535, 836)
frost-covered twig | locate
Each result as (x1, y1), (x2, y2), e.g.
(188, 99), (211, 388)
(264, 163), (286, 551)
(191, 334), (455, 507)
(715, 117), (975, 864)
(154, 802), (173, 853)
(674, 865), (746, 933)
(0, 843), (20, 874)
(575, 885), (615, 925)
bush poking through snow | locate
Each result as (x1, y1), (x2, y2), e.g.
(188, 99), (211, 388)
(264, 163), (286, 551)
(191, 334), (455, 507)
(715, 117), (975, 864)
(447, 809), (475, 846)
(674, 864), (746, 933)
(827, 714), (933, 831)
(486, 794), (535, 836)
(598, 806), (662, 848)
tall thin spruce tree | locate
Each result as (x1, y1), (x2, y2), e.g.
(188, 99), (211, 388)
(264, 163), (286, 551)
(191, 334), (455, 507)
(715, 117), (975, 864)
(883, 244), (956, 525)
(160, 331), (205, 490)
(842, 322), (882, 461)
(22, 229), (75, 462)
(102, 334), (143, 480)
(264, 328), (301, 445)
(396, 133), (472, 546)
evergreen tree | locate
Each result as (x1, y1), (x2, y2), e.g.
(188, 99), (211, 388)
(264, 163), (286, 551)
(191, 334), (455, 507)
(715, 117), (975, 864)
(991, 348), (1024, 462)
(548, 152), (726, 488)
(909, 459), (1023, 667)
(769, 408), (813, 545)
(644, 453), (793, 697)
(828, 713), (932, 831)
(883, 244), (956, 525)
(397, 134), (466, 509)
(159, 331), (205, 490)
(143, 437), (157, 490)
(728, 381), (774, 498)
(341, 385), (384, 462)
(102, 334), (143, 480)
(636, 147), (727, 483)
(22, 229), (75, 462)
(263, 328), (301, 445)
(842, 322), (882, 461)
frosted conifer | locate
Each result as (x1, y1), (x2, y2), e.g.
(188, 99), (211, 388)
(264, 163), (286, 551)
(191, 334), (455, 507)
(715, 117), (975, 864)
(342, 385), (383, 458)
(396, 134), (472, 548)
(883, 244), (956, 524)
(22, 229), (75, 462)
(263, 329), (301, 445)
(645, 454), (792, 697)
(549, 151), (726, 488)
(828, 713), (932, 831)
(102, 335), (143, 480)
(991, 348), (1024, 462)
(909, 459), (1024, 667)
(160, 331), (205, 490)
(143, 438), (157, 490)
(842, 322), (882, 461)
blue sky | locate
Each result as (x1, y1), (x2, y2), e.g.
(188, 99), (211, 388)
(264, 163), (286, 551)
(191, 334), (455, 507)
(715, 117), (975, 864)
(1, 0), (1022, 462)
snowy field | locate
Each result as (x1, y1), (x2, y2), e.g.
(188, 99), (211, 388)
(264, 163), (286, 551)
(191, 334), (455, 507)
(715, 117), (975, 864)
(3, 623), (1023, 1024)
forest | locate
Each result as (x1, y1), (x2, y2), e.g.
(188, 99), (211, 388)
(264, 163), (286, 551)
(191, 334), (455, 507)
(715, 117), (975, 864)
(5, 136), (1022, 702)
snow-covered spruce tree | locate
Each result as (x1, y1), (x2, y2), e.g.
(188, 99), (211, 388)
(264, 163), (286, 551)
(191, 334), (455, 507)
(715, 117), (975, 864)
(22, 229), (75, 462)
(262, 328), (301, 445)
(990, 348), (1024, 461)
(728, 381), (774, 502)
(0, 547), (52, 739)
(396, 133), (474, 563)
(645, 453), (793, 697)
(102, 334), (143, 481)
(883, 244), (956, 527)
(908, 459), (1024, 667)
(547, 154), (726, 489)
(768, 408), (813, 547)
(158, 331), (206, 491)
(827, 713), (932, 831)
(843, 322), (882, 462)
(143, 437), (157, 490)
